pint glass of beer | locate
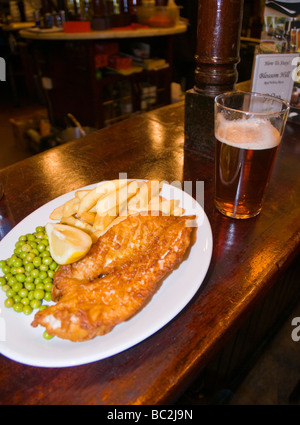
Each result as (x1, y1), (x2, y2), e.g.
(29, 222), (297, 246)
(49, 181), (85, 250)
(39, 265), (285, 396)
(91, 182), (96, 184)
(214, 91), (289, 219)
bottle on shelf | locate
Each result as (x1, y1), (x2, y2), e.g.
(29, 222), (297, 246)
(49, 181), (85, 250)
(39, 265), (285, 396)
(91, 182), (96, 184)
(9, 1), (21, 22)
(291, 21), (297, 51)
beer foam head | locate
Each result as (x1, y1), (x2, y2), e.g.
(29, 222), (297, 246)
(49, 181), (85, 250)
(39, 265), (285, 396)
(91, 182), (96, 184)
(215, 114), (281, 150)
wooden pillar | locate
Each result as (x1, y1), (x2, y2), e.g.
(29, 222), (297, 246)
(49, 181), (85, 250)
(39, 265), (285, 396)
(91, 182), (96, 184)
(184, 0), (244, 154)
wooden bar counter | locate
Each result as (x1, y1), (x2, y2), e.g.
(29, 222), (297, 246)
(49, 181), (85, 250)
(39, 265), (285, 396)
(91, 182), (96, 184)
(0, 101), (299, 405)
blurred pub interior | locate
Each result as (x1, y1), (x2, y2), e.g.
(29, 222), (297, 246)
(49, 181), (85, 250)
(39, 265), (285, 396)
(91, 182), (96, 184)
(0, 0), (264, 165)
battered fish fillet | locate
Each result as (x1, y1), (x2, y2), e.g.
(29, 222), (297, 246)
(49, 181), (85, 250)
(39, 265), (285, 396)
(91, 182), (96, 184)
(31, 214), (196, 342)
(51, 214), (194, 301)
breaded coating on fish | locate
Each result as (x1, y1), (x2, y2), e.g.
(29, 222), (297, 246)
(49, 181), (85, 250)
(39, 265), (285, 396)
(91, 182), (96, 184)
(31, 214), (196, 342)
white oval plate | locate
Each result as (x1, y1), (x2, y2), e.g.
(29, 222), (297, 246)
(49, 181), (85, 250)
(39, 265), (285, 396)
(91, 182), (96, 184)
(0, 181), (212, 367)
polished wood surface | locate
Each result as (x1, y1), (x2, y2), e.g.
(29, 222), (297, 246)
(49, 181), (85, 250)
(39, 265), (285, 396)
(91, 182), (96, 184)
(0, 101), (299, 405)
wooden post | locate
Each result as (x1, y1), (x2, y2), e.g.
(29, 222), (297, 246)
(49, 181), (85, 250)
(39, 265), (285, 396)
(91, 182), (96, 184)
(184, 0), (244, 154)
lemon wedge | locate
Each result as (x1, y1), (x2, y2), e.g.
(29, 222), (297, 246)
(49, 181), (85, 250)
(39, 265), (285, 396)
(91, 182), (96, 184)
(46, 223), (93, 265)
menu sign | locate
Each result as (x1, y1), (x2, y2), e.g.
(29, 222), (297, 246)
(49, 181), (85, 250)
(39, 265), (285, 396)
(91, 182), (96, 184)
(251, 53), (299, 101)
(251, 1), (300, 114)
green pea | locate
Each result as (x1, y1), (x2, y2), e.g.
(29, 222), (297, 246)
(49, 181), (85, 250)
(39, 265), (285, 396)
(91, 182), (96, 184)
(38, 271), (48, 280)
(33, 257), (41, 267)
(23, 305), (32, 315)
(4, 297), (14, 308)
(14, 259), (22, 268)
(26, 252), (35, 261)
(43, 330), (54, 340)
(44, 291), (52, 302)
(16, 266), (25, 273)
(36, 231), (45, 239)
(10, 266), (17, 275)
(21, 297), (29, 306)
(0, 260), (7, 270)
(19, 235), (27, 242)
(40, 264), (48, 272)
(16, 273), (26, 283)
(28, 290), (35, 301)
(19, 249), (28, 258)
(43, 256), (53, 266)
(6, 289), (16, 298)
(50, 262), (58, 271)
(10, 254), (18, 263)
(14, 296), (23, 306)
(12, 282), (23, 293)
(2, 284), (10, 292)
(31, 269), (40, 278)
(8, 276), (17, 286)
(19, 251), (27, 260)
(25, 263), (34, 273)
(14, 248), (22, 256)
(2, 265), (10, 274)
(37, 244), (45, 253)
(30, 299), (41, 309)
(21, 243), (31, 252)
(19, 288), (28, 298)
(4, 273), (12, 281)
(47, 270), (55, 278)
(0, 276), (6, 286)
(39, 305), (48, 311)
(44, 281), (52, 292)
(43, 277), (52, 285)
(34, 289), (45, 300)
(34, 277), (42, 286)
(25, 282), (34, 292)
(13, 302), (23, 312)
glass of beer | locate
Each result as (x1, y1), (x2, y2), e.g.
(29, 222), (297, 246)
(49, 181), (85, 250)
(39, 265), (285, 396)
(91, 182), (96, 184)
(214, 91), (289, 219)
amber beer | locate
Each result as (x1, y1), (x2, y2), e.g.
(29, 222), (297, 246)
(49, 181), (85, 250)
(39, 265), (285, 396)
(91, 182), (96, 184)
(214, 92), (289, 219)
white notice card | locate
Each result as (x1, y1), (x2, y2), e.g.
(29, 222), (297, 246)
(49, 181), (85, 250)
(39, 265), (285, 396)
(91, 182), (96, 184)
(251, 53), (299, 102)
